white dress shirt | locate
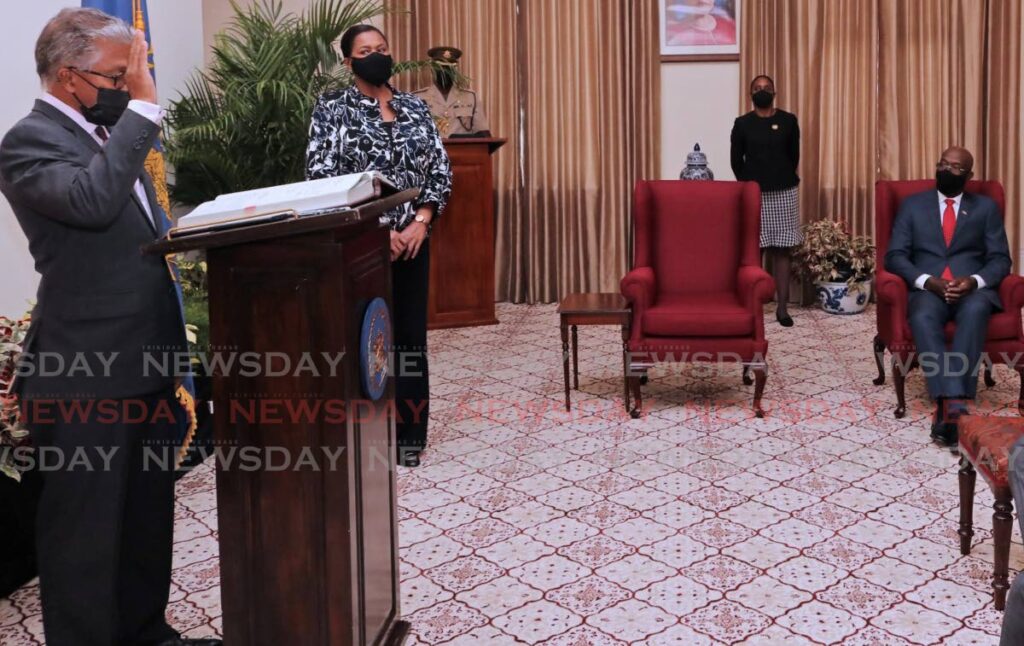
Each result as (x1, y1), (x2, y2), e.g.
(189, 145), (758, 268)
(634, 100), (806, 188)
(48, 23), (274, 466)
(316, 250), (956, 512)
(913, 191), (986, 290)
(40, 93), (164, 227)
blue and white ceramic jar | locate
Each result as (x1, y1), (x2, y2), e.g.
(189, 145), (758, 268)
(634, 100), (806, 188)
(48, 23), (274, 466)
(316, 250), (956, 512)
(680, 143), (714, 181)
(815, 279), (872, 314)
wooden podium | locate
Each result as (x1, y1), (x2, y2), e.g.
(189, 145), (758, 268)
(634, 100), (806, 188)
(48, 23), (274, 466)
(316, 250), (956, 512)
(429, 137), (506, 329)
(148, 190), (419, 646)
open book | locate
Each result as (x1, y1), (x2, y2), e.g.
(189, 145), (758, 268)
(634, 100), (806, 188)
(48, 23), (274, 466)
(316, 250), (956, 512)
(169, 171), (399, 238)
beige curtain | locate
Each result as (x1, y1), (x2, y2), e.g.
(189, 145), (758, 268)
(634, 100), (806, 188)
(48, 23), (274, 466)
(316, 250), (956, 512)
(388, 0), (660, 303)
(986, 0), (1023, 265)
(743, 0), (1022, 263)
(740, 0), (878, 237)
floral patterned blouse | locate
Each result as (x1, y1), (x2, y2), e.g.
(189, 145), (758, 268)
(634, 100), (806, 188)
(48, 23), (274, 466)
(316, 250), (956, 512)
(306, 85), (452, 231)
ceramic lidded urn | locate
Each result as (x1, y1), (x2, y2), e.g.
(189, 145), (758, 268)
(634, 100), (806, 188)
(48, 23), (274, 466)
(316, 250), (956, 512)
(680, 143), (714, 180)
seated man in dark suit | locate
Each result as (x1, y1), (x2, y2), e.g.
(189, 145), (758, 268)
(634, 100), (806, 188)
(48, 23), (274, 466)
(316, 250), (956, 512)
(884, 146), (1012, 446)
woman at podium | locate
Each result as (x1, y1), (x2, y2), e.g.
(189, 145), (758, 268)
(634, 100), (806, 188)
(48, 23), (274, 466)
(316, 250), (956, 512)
(306, 24), (452, 467)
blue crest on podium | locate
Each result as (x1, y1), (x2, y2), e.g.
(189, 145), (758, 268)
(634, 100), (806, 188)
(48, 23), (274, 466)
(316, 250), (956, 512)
(360, 297), (391, 401)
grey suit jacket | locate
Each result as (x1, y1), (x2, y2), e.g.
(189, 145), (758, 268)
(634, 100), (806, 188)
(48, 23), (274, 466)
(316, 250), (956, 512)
(0, 100), (186, 399)
(884, 189), (1012, 310)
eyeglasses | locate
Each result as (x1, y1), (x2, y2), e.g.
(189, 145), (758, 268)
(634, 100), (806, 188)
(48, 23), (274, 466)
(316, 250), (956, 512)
(69, 67), (127, 89)
(936, 160), (970, 175)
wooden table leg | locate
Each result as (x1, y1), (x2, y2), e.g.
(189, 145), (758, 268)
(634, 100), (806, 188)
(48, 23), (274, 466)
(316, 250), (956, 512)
(572, 325), (579, 390)
(622, 324), (630, 414)
(561, 319), (571, 411)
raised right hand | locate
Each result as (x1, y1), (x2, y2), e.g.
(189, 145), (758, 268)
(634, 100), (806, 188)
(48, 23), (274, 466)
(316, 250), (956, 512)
(125, 30), (157, 104)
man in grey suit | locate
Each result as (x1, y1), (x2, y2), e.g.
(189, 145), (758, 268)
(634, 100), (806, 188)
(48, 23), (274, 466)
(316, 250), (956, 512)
(0, 8), (218, 646)
(884, 146), (1012, 446)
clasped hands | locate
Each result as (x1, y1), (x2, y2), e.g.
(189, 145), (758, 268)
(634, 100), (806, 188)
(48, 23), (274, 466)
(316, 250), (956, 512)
(389, 209), (431, 261)
(925, 276), (978, 304)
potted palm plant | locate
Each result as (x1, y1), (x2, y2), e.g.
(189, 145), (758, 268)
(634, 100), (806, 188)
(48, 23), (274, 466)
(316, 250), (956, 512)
(794, 219), (876, 314)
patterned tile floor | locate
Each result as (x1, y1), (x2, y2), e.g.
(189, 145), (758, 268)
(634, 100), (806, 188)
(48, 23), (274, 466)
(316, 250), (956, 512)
(2, 303), (1022, 644)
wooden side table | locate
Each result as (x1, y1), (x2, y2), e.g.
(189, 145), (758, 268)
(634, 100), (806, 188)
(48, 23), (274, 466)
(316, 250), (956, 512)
(557, 293), (631, 412)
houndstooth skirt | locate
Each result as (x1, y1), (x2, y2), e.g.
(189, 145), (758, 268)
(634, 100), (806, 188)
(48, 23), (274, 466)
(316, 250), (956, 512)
(760, 186), (802, 249)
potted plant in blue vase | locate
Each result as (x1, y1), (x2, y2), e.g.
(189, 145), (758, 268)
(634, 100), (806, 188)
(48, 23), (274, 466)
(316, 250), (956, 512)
(794, 219), (876, 314)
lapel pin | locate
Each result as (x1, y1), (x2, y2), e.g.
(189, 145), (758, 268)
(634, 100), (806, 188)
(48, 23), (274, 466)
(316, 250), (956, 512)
(771, 124), (779, 130)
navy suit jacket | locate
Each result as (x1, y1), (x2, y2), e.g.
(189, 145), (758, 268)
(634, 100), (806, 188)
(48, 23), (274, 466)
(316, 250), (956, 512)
(884, 189), (1011, 310)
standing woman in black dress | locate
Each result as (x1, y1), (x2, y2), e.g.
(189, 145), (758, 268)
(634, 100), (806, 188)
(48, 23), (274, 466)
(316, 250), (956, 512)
(306, 25), (452, 467)
(730, 74), (801, 326)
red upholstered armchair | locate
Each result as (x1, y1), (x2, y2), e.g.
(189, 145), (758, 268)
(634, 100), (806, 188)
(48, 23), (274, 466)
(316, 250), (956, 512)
(621, 180), (775, 418)
(873, 179), (1024, 417)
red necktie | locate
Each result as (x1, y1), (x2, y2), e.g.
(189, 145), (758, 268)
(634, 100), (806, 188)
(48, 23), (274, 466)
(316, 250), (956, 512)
(941, 198), (955, 280)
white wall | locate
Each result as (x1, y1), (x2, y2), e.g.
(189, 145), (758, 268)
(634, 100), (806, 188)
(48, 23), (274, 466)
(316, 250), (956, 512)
(660, 61), (740, 181)
(0, 0), (205, 318)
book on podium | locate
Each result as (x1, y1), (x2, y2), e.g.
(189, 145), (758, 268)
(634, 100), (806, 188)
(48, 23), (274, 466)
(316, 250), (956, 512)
(146, 187), (419, 646)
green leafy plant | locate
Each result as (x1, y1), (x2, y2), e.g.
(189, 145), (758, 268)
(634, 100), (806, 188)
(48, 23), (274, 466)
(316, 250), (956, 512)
(178, 260), (209, 358)
(794, 219), (876, 288)
(0, 312), (33, 481)
(164, 0), (444, 206)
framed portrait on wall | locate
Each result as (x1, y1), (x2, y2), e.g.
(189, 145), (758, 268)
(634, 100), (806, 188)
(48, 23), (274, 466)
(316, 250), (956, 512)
(660, 0), (741, 61)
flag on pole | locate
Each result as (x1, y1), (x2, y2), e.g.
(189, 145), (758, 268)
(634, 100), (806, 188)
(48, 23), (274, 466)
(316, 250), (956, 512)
(82, 0), (198, 468)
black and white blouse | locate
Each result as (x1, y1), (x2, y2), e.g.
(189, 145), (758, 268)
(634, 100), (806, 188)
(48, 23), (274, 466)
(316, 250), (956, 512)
(306, 85), (452, 231)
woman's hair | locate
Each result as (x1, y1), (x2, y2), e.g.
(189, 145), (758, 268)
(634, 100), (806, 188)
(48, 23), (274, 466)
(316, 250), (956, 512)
(339, 24), (387, 58)
(750, 75), (775, 92)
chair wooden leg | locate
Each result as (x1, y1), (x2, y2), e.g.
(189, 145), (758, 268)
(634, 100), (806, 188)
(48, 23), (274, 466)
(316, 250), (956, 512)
(629, 374), (643, 419)
(751, 364), (767, 418)
(872, 335), (886, 385)
(984, 365), (996, 388)
(1017, 367), (1024, 416)
(893, 355), (908, 419)
(958, 457), (975, 555)
(993, 495), (1014, 611)
(742, 365), (753, 386)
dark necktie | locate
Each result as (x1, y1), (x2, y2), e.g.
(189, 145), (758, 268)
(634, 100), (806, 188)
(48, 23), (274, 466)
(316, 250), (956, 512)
(94, 126), (108, 142)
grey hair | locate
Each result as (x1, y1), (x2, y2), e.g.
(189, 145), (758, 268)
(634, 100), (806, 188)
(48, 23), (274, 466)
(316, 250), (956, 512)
(35, 8), (134, 84)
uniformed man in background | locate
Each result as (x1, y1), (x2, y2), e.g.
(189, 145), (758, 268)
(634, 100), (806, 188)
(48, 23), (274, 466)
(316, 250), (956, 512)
(414, 46), (491, 137)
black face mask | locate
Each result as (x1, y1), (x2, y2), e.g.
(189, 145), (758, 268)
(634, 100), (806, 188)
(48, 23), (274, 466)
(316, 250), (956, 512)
(351, 52), (394, 87)
(752, 90), (775, 109)
(70, 71), (131, 127)
(434, 68), (455, 92)
(936, 169), (969, 197)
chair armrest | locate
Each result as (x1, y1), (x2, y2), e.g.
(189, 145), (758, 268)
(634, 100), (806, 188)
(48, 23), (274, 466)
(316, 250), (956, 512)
(621, 267), (655, 311)
(736, 265), (774, 344)
(998, 274), (1024, 312)
(736, 265), (775, 306)
(876, 270), (908, 306)
(876, 269), (911, 345)
(622, 267), (654, 347)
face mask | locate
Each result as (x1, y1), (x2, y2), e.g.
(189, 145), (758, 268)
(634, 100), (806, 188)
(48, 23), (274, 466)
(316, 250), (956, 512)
(70, 72), (130, 127)
(351, 52), (394, 87)
(435, 68), (455, 92)
(752, 90), (775, 109)
(936, 169), (969, 197)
